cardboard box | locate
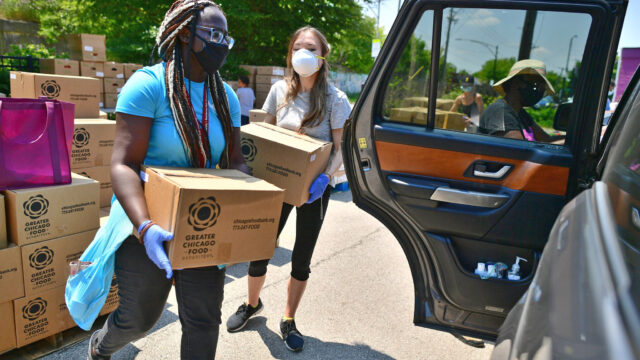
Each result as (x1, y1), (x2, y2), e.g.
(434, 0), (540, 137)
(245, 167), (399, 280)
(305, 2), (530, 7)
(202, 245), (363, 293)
(80, 61), (104, 78)
(10, 71), (100, 118)
(123, 63), (143, 79)
(142, 166), (284, 269)
(249, 109), (269, 123)
(99, 276), (119, 316)
(256, 66), (285, 76)
(401, 97), (456, 110)
(0, 245), (25, 303)
(1, 194), (7, 249)
(72, 119), (116, 169)
(255, 75), (283, 85)
(103, 62), (124, 79)
(239, 65), (257, 75)
(67, 34), (106, 62)
(103, 78), (125, 94)
(104, 93), (117, 108)
(99, 207), (110, 227)
(39, 59), (79, 77)
(255, 91), (269, 108)
(240, 123), (332, 206)
(13, 286), (75, 347)
(4, 174), (100, 246)
(76, 166), (112, 207)
(256, 83), (274, 93)
(21, 230), (97, 296)
(0, 301), (16, 353)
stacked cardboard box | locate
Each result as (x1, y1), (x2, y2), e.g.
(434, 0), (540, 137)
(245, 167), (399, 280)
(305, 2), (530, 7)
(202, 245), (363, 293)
(39, 59), (80, 77)
(0, 173), (120, 348)
(66, 33), (143, 110)
(72, 119), (117, 208)
(9, 71), (101, 118)
(254, 66), (286, 108)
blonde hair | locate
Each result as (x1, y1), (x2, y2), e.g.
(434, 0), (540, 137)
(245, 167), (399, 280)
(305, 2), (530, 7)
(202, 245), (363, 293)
(283, 26), (331, 129)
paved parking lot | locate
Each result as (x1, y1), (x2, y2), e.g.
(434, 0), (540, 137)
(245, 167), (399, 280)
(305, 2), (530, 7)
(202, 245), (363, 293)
(45, 190), (493, 359)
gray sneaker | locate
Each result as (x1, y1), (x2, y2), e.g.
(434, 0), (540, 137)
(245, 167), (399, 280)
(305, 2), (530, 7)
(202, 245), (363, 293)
(87, 330), (110, 360)
(226, 298), (263, 332)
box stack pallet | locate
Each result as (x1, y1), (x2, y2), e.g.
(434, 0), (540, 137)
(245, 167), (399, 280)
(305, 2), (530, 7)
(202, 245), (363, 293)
(254, 66), (286, 108)
(1, 52), (120, 358)
(63, 33), (143, 110)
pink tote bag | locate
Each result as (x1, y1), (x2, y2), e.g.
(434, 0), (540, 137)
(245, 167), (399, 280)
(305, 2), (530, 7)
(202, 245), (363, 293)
(0, 97), (75, 190)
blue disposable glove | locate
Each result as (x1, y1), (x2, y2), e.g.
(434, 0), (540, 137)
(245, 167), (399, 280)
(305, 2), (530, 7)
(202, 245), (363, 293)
(143, 225), (174, 279)
(307, 173), (330, 204)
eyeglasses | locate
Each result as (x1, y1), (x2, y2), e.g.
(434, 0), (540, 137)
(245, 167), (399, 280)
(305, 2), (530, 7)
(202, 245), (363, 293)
(196, 25), (235, 49)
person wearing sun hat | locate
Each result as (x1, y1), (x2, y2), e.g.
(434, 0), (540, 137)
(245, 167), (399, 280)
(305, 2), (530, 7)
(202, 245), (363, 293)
(479, 59), (564, 142)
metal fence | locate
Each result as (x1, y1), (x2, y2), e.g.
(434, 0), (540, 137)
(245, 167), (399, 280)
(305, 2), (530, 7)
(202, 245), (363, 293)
(0, 55), (38, 72)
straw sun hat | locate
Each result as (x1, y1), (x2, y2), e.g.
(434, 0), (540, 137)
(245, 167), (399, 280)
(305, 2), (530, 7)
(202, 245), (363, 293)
(492, 59), (555, 96)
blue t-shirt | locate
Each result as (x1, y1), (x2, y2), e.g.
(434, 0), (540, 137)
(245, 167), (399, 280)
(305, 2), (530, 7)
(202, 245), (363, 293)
(116, 63), (241, 168)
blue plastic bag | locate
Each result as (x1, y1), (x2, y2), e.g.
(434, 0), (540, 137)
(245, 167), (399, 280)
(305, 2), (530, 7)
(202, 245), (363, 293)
(65, 199), (133, 330)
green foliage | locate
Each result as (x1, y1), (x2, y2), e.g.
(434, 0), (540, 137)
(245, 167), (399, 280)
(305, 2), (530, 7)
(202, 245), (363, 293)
(4, 44), (59, 60)
(474, 57), (516, 84)
(441, 87), (462, 100)
(525, 105), (556, 129)
(0, 0), (39, 22)
(0, 69), (10, 96)
(30, 0), (375, 78)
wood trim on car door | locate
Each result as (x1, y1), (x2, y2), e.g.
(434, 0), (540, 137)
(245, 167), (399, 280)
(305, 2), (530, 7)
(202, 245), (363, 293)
(376, 141), (569, 196)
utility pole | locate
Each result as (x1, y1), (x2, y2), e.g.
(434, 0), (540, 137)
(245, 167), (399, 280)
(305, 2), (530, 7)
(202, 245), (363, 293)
(491, 44), (499, 84)
(376, 0), (381, 40)
(518, 10), (537, 60)
(560, 35), (577, 100)
(439, 8), (457, 93)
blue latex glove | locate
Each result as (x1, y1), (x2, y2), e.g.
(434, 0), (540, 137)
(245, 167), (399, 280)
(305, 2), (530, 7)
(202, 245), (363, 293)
(143, 225), (174, 279)
(307, 173), (330, 204)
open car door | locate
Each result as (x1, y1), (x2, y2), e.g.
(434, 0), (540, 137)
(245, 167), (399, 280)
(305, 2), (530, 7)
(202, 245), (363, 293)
(343, 0), (627, 341)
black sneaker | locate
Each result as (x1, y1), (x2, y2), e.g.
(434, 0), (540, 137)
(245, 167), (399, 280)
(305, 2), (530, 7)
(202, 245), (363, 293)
(87, 330), (110, 360)
(280, 319), (304, 352)
(226, 298), (263, 332)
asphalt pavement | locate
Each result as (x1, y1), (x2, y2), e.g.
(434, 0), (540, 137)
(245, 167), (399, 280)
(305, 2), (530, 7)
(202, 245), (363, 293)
(43, 190), (493, 360)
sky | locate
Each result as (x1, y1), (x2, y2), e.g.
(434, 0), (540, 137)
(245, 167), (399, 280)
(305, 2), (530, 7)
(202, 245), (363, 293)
(361, 0), (640, 75)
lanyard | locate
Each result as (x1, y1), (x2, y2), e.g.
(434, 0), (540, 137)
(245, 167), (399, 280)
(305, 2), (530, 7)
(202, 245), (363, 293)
(192, 82), (209, 167)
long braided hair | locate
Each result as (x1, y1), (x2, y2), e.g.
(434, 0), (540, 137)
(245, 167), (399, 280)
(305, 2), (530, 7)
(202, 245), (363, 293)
(153, 0), (233, 168)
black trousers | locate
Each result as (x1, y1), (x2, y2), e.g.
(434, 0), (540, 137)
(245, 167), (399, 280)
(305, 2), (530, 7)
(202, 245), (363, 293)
(248, 187), (331, 281)
(94, 236), (226, 359)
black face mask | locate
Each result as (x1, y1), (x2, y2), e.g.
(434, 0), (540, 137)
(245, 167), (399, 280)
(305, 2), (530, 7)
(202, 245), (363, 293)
(192, 34), (229, 74)
(518, 82), (546, 107)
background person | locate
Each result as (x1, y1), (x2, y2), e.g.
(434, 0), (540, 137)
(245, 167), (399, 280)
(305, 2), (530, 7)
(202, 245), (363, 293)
(479, 59), (563, 142)
(225, 25), (352, 353)
(236, 74), (255, 125)
(87, 1), (247, 359)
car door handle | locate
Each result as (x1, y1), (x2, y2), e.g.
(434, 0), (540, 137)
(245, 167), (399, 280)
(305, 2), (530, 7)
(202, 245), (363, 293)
(430, 187), (509, 208)
(473, 165), (512, 179)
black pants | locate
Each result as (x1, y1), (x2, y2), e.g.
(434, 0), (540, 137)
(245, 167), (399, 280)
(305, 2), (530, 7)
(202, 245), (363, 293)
(241, 115), (250, 126)
(248, 187), (331, 281)
(94, 236), (226, 359)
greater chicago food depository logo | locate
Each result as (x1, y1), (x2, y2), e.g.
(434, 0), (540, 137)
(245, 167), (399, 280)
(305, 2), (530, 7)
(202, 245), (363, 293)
(187, 196), (221, 231)
(40, 80), (61, 99)
(73, 128), (90, 148)
(23, 195), (49, 219)
(22, 297), (48, 320)
(29, 246), (55, 270)
(241, 138), (257, 162)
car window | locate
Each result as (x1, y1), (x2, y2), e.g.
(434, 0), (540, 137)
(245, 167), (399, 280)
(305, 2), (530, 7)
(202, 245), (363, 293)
(602, 92), (640, 308)
(382, 8), (592, 147)
(382, 10), (434, 126)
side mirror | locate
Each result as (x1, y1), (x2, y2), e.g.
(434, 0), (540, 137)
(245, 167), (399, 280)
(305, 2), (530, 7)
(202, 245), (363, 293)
(553, 102), (572, 131)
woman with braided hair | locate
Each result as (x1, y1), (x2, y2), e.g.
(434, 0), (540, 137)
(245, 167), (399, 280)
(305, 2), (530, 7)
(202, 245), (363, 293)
(87, 1), (246, 359)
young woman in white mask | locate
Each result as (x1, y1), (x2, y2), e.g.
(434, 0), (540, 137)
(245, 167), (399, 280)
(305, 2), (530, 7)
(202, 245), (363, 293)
(226, 26), (351, 352)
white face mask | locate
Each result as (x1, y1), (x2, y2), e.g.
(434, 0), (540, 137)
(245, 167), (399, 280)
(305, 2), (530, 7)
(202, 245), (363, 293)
(291, 49), (323, 78)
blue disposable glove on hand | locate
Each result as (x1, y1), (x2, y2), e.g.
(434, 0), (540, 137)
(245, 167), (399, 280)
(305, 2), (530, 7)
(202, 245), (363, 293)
(143, 225), (174, 279)
(307, 173), (330, 204)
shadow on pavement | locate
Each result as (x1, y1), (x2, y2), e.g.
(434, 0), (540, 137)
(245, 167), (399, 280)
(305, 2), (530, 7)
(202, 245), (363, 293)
(224, 247), (293, 284)
(239, 317), (395, 360)
(329, 189), (353, 203)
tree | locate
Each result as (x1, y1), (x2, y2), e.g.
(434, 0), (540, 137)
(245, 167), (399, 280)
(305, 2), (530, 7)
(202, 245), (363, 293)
(473, 57), (516, 84)
(31, 0), (376, 78)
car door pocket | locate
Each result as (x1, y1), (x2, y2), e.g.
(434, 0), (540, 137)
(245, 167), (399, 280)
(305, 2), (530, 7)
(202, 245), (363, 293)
(464, 160), (514, 181)
(388, 175), (448, 208)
